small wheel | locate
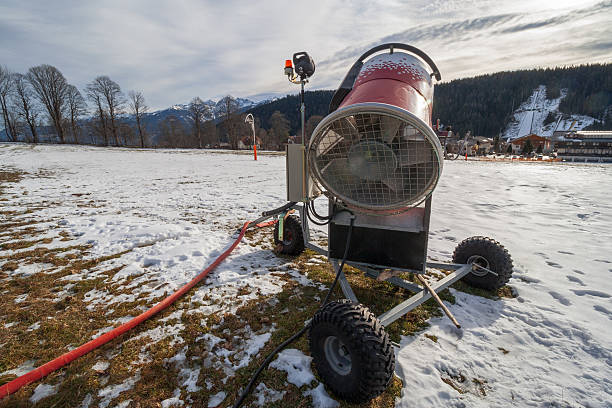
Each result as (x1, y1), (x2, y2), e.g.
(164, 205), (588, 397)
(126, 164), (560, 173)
(273, 215), (305, 255)
(309, 300), (394, 403)
(452, 236), (513, 291)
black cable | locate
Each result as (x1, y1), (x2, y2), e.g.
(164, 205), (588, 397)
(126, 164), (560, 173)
(309, 198), (333, 220)
(232, 216), (355, 408)
(305, 203), (331, 226)
(320, 215), (354, 306)
(261, 201), (297, 217)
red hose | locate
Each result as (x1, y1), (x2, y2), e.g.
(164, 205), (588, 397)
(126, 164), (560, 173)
(1, 221), (257, 399)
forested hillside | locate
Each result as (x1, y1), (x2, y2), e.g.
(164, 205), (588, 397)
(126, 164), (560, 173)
(433, 63), (612, 136)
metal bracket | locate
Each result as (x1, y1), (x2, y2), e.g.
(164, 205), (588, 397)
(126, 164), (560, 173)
(377, 264), (471, 327)
(362, 268), (422, 292)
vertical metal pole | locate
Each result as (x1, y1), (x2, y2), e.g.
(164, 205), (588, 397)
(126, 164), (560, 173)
(300, 79), (307, 201)
(251, 120), (257, 160)
(245, 113), (257, 160)
(300, 80), (306, 146)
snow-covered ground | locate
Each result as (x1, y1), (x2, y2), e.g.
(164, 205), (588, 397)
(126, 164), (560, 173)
(503, 85), (597, 140)
(1, 144), (611, 407)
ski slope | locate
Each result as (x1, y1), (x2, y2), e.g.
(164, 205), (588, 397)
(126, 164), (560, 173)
(503, 85), (597, 140)
(0, 144), (611, 407)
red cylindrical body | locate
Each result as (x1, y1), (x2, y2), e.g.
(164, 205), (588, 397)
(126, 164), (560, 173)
(338, 52), (434, 126)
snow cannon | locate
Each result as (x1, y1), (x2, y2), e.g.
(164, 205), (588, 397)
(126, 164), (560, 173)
(267, 43), (514, 405)
(305, 43), (444, 272)
(309, 43), (444, 215)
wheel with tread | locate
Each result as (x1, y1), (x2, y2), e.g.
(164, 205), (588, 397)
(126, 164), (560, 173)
(452, 236), (513, 291)
(273, 215), (305, 255)
(309, 299), (394, 403)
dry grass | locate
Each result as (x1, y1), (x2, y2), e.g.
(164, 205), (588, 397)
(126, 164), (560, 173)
(0, 167), (512, 407)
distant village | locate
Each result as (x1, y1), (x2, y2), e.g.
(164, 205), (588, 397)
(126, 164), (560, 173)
(434, 123), (612, 163)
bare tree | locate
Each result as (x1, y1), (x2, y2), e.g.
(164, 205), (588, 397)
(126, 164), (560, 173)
(158, 115), (188, 148)
(86, 86), (109, 145)
(11, 73), (39, 143)
(257, 127), (268, 150)
(26, 64), (70, 143)
(269, 111), (290, 150)
(188, 97), (212, 149)
(128, 90), (148, 148)
(219, 95), (241, 149)
(203, 119), (217, 147)
(0, 66), (18, 141)
(119, 122), (137, 146)
(66, 85), (87, 144)
(86, 76), (125, 146)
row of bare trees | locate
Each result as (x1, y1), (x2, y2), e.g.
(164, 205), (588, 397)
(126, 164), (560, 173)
(1, 64), (149, 147)
(2, 63), (314, 151)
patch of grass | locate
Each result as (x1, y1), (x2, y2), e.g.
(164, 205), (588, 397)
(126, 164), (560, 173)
(472, 377), (488, 396)
(0, 237), (151, 408)
(452, 280), (516, 300)
(441, 376), (467, 394)
(1, 261), (18, 272)
(0, 238), (53, 251)
(424, 333), (439, 343)
(0, 170), (23, 184)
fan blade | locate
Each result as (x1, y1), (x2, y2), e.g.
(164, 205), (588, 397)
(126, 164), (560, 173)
(382, 172), (403, 193)
(316, 117), (360, 158)
(401, 126), (424, 141)
(320, 157), (359, 192)
(397, 142), (432, 166)
(316, 128), (343, 157)
(381, 115), (401, 144)
(331, 117), (359, 142)
(320, 157), (347, 175)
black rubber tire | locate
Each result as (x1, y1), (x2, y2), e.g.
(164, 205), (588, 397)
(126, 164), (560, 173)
(309, 300), (394, 403)
(452, 236), (514, 291)
(273, 215), (305, 255)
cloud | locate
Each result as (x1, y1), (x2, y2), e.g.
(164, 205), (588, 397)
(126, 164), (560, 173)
(0, 0), (610, 109)
(497, 1), (612, 34)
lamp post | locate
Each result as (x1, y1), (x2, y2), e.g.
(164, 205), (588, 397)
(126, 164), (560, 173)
(244, 113), (257, 160)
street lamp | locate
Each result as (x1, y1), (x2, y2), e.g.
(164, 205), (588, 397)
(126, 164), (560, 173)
(244, 113), (257, 161)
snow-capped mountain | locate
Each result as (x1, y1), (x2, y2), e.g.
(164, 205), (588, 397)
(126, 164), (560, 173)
(502, 85), (597, 140)
(149, 97), (258, 122)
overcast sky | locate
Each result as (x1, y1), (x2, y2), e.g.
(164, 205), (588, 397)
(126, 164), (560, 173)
(1, 0), (611, 110)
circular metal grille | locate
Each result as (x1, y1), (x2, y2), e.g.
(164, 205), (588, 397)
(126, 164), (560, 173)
(308, 104), (442, 212)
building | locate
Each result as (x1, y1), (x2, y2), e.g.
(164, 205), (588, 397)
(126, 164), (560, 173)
(510, 134), (553, 154)
(237, 135), (262, 150)
(473, 136), (494, 155)
(554, 131), (612, 161)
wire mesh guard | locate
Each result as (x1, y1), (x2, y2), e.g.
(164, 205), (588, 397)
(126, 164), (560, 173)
(309, 110), (441, 212)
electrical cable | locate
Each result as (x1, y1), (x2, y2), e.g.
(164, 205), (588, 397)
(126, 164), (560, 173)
(232, 215), (355, 408)
(305, 197), (339, 226)
(305, 203), (330, 226)
(309, 198), (334, 220)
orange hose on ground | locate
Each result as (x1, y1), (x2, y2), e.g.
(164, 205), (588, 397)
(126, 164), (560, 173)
(1, 221), (257, 399)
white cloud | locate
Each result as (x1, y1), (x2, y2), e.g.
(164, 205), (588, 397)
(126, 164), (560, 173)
(0, 0), (610, 109)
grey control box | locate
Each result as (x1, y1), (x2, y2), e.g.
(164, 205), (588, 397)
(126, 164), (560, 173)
(286, 144), (307, 202)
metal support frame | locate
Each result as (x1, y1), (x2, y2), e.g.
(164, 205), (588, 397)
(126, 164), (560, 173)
(377, 264), (471, 327)
(253, 201), (473, 328)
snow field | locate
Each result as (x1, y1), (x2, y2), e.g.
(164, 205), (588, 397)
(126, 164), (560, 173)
(0, 143), (611, 407)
